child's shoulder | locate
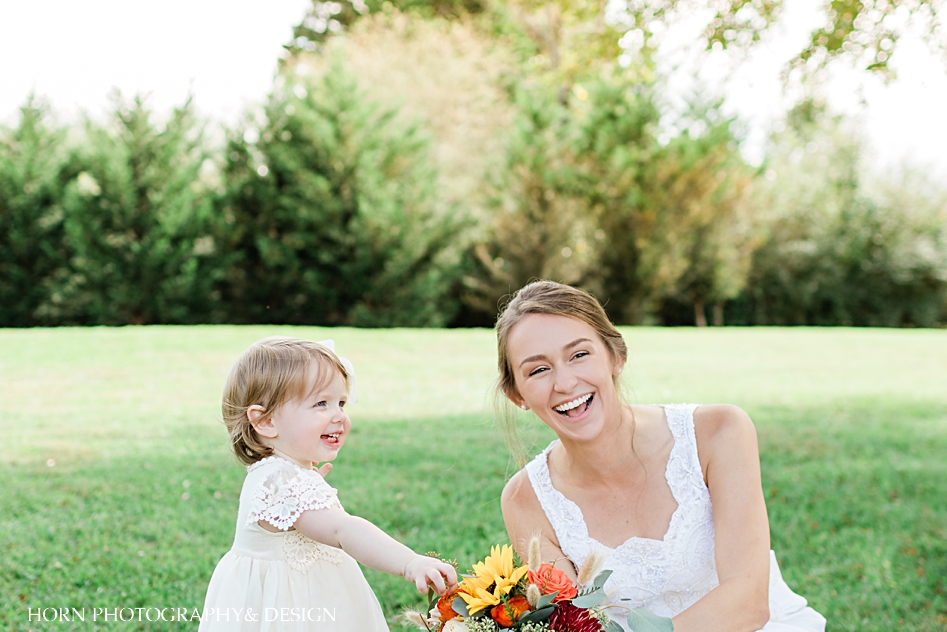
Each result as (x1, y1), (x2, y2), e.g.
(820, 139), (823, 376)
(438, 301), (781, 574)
(245, 456), (342, 531)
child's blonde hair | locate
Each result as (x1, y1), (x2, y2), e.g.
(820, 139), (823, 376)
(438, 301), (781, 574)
(223, 337), (350, 465)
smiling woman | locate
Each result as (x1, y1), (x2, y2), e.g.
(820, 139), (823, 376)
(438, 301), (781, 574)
(495, 280), (827, 632)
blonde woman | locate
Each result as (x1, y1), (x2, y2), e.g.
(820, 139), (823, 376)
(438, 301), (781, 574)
(496, 281), (825, 632)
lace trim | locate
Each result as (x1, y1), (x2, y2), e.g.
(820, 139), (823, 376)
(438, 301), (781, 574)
(525, 404), (719, 617)
(282, 531), (345, 571)
(246, 456), (341, 531)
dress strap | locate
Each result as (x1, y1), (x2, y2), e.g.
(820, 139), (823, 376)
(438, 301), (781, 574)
(662, 404), (710, 507)
(524, 442), (594, 562)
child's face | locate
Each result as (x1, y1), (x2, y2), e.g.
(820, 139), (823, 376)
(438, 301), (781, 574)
(268, 368), (351, 466)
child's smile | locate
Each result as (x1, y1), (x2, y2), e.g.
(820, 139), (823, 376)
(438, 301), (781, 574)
(267, 369), (351, 466)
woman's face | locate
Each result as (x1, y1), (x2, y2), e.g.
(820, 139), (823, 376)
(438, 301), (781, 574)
(504, 313), (624, 443)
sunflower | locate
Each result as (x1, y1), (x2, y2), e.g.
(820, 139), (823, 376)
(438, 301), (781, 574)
(458, 544), (529, 614)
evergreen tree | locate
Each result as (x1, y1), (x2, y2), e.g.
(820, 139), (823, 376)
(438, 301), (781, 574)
(460, 87), (594, 321)
(217, 59), (464, 326)
(0, 96), (71, 326)
(45, 94), (221, 325)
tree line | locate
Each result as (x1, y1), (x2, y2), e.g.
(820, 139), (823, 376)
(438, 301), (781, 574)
(2, 3), (946, 328)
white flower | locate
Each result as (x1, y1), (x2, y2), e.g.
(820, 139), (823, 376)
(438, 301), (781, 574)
(443, 619), (469, 632)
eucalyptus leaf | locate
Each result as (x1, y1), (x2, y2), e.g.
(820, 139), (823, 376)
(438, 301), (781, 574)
(626, 608), (674, 632)
(604, 620), (625, 632)
(518, 605), (554, 624)
(536, 590), (558, 609)
(593, 569), (613, 589)
(451, 596), (469, 617)
(571, 589), (606, 608)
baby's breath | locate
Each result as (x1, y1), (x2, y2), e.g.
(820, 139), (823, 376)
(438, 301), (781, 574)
(465, 618), (500, 632)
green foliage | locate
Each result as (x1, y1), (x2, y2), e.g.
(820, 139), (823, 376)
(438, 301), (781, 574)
(739, 100), (947, 327)
(285, 0), (487, 55)
(217, 59), (465, 326)
(0, 96), (71, 326)
(460, 87), (593, 320)
(41, 94), (222, 325)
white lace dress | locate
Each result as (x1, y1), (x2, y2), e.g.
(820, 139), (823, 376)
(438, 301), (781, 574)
(524, 404), (826, 632)
(200, 456), (389, 631)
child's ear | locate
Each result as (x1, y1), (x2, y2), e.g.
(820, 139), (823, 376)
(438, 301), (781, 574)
(247, 405), (277, 439)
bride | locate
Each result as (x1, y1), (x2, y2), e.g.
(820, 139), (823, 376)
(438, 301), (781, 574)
(496, 281), (826, 632)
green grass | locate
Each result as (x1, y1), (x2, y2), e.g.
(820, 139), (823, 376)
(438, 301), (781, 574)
(1, 326), (946, 630)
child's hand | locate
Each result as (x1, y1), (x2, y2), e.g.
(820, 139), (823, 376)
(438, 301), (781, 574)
(403, 555), (458, 595)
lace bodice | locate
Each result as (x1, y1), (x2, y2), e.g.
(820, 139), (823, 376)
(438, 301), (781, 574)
(237, 455), (346, 570)
(525, 404), (718, 619)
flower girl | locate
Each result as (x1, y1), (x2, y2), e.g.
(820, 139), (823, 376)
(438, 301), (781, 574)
(200, 337), (456, 631)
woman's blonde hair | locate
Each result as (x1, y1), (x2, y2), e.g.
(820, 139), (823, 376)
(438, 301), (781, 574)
(494, 280), (628, 464)
(222, 337), (350, 465)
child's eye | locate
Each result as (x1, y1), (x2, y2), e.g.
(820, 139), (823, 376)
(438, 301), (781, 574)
(314, 400), (327, 408)
(339, 400), (347, 409)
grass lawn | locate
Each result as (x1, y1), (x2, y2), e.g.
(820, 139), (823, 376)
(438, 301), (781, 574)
(1, 325), (945, 631)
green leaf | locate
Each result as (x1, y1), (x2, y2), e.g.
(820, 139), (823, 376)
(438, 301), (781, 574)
(518, 605), (555, 624)
(604, 620), (625, 632)
(536, 590), (559, 609)
(452, 596), (469, 617)
(593, 569), (613, 589)
(626, 608), (674, 632)
(571, 589), (606, 609)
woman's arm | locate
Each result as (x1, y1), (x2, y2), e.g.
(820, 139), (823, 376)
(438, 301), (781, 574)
(292, 507), (457, 594)
(671, 405), (771, 632)
(501, 469), (578, 581)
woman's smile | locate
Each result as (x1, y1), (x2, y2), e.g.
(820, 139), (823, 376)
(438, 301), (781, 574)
(553, 392), (594, 419)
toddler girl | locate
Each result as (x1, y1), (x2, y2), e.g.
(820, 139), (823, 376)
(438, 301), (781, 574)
(200, 336), (456, 631)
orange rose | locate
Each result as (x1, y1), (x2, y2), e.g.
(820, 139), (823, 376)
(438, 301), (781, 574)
(490, 595), (531, 627)
(527, 564), (578, 602)
(437, 591), (460, 622)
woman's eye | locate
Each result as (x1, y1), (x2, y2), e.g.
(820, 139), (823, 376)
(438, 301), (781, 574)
(572, 351), (589, 360)
(528, 366), (547, 376)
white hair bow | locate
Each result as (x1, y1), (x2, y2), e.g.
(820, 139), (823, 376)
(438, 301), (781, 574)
(316, 339), (358, 403)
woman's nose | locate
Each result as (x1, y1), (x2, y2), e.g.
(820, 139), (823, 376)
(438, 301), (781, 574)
(553, 367), (577, 393)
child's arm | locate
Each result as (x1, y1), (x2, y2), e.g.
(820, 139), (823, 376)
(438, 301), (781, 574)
(292, 508), (458, 594)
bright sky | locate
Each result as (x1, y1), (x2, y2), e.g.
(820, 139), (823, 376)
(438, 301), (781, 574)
(1, 0), (945, 178)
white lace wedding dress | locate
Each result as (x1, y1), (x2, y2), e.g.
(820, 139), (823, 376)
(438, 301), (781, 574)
(200, 456), (389, 631)
(524, 404), (826, 632)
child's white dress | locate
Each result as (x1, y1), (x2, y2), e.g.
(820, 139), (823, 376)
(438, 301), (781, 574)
(200, 456), (390, 631)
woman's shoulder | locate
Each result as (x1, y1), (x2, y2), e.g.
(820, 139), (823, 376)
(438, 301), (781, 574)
(692, 404), (756, 440)
(691, 404), (760, 473)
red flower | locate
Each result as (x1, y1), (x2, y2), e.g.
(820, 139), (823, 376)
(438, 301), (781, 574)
(528, 564), (578, 602)
(548, 602), (604, 632)
(437, 591), (460, 622)
(491, 595), (531, 627)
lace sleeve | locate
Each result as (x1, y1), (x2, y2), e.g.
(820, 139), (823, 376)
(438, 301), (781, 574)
(246, 463), (342, 531)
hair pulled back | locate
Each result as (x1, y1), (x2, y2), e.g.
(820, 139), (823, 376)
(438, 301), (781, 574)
(222, 337), (349, 465)
(494, 281), (627, 463)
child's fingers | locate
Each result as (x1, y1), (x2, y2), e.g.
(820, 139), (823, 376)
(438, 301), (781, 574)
(439, 563), (458, 586)
(426, 569), (447, 594)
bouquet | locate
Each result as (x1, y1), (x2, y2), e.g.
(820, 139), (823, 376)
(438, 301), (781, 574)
(404, 541), (622, 632)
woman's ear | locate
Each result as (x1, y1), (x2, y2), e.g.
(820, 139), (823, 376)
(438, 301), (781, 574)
(503, 387), (528, 411)
(247, 405), (277, 438)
